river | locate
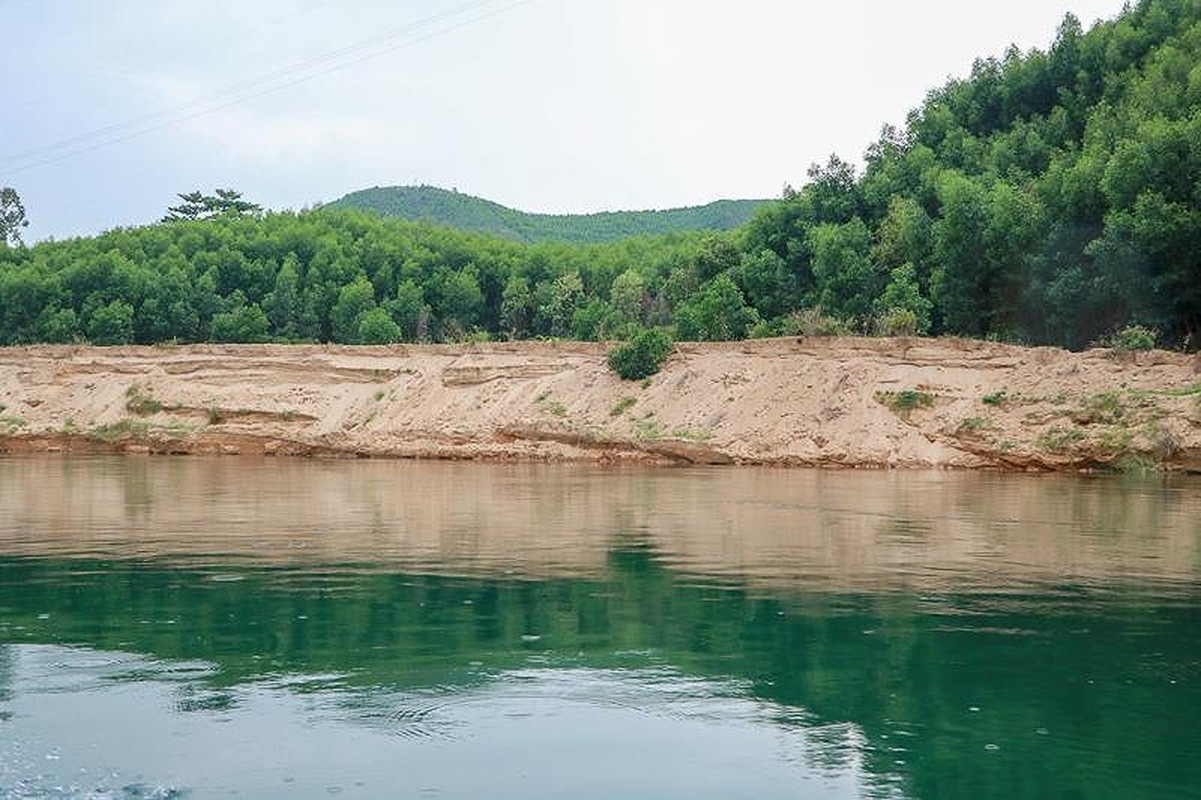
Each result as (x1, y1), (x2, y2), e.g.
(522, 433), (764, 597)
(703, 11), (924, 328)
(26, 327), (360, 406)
(0, 457), (1198, 798)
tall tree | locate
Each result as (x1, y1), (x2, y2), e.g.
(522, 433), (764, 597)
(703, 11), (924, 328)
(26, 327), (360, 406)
(0, 187), (29, 246)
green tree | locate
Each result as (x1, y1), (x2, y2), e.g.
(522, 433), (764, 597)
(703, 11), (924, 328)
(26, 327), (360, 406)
(876, 263), (933, 335)
(538, 271), (585, 338)
(210, 303), (270, 343)
(931, 173), (991, 334)
(609, 269), (647, 328)
(86, 299), (134, 345)
(331, 274), (377, 343)
(263, 254), (301, 339)
(437, 267), (484, 337)
(357, 307), (402, 344)
(673, 272), (759, 341)
(388, 279), (430, 342)
(809, 218), (880, 324)
(500, 274), (533, 339)
(164, 188), (261, 222)
(0, 187), (29, 246)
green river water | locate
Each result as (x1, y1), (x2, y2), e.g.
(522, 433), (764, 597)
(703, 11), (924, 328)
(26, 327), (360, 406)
(0, 457), (1198, 798)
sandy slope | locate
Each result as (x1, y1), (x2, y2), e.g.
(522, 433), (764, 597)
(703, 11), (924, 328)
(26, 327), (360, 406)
(0, 337), (1199, 471)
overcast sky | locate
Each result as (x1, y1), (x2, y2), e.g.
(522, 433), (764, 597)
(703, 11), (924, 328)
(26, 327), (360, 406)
(3, 0), (1129, 242)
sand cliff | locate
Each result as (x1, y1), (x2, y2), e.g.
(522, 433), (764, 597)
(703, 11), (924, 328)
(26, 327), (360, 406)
(1, 337), (1199, 471)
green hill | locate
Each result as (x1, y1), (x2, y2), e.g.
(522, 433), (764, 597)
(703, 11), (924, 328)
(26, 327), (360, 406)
(324, 185), (769, 243)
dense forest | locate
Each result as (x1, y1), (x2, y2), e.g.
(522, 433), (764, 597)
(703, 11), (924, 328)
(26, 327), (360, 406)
(1, 0), (1198, 349)
(326, 185), (768, 243)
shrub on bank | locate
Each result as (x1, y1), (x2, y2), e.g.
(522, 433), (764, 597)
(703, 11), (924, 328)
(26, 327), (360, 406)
(608, 328), (674, 380)
(1110, 325), (1158, 352)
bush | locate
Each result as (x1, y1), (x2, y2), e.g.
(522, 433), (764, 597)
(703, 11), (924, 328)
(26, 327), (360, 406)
(86, 299), (134, 345)
(874, 307), (920, 337)
(357, 307), (402, 344)
(876, 389), (935, 416)
(608, 328), (674, 380)
(1110, 324), (1157, 351)
(210, 304), (269, 343)
(779, 307), (850, 337)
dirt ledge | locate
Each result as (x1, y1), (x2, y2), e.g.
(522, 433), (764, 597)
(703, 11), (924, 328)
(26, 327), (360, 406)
(1, 338), (1199, 472)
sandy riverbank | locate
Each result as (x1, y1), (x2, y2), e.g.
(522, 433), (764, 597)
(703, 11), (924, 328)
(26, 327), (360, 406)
(1, 337), (1199, 471)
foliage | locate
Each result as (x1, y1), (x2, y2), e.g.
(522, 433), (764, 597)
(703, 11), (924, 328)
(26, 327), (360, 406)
(164, 189), (261, 222)
(608, 328), (674, 380)
(780, 307), (852, 337)
(1036, 425), (1086, 453)
(125, 386), (164, 416)
(210, 303), (270, 343)
(609, 396), (637, 417)
(0, 187), (29, 246)
(358, 307), (402, 344)
(877, 389), (936, 415)
(673, 272), (759, 341)
(875, 263), (932, 335)
(1109, 324), (1158, 351)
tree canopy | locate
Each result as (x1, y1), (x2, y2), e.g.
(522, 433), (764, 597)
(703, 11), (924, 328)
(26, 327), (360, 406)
(0, 187), (29, 247)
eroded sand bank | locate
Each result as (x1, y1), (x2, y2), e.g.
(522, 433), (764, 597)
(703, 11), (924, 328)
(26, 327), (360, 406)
(1, 337), (1199, 471)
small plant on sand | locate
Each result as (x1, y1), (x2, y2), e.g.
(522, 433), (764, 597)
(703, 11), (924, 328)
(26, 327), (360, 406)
(1115, 453), (1157, 474)
(1036, 425), (1085, 453)
(90, 419), (150, 442)
(125, 385), (164, 415)
(672, 426), (714, 442)
(610, 396), (637, 417)
(633, 416), (664, 441)
(1076, 391), (1126, 425)
(91, 419), (190, 442)
(207, 407), (224, 425)
(956, 416), (989, 435)
(982, 390), (1008, 407)
(877, 389), (935, 417)
(0, 413), (27, 433)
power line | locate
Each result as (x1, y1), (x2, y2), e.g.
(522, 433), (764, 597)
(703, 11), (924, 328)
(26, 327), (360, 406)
(0, 0), (498, 168)
(0, 0), (533, 178)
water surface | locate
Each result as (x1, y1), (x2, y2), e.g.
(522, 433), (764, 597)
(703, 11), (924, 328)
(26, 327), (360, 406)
(0, 457), (1198, 798)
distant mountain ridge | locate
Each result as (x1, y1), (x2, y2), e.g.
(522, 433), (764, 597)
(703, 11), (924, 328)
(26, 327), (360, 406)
(324, 185), (770, 243)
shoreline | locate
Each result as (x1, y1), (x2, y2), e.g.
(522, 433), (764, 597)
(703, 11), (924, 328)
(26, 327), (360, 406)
(1, 338), (1199, 472)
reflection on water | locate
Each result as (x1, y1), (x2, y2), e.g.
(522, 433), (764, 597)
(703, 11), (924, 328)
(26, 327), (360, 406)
(2, 456), (1198, 590)
(0, 456), (1199, 799)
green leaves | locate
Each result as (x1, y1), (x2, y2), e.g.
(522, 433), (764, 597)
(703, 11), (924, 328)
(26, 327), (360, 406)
(607, 328), (674, 380)
(0, 187), (29, 246)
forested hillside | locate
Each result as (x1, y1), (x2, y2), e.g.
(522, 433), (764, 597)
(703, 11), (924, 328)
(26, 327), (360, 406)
(325, 185), (767, 243)
(0, 0), (1198, 349)
(733, 0), (1201, 349)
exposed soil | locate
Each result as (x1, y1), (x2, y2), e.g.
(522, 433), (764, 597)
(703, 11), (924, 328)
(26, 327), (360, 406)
(1, 337), (1199, 471)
